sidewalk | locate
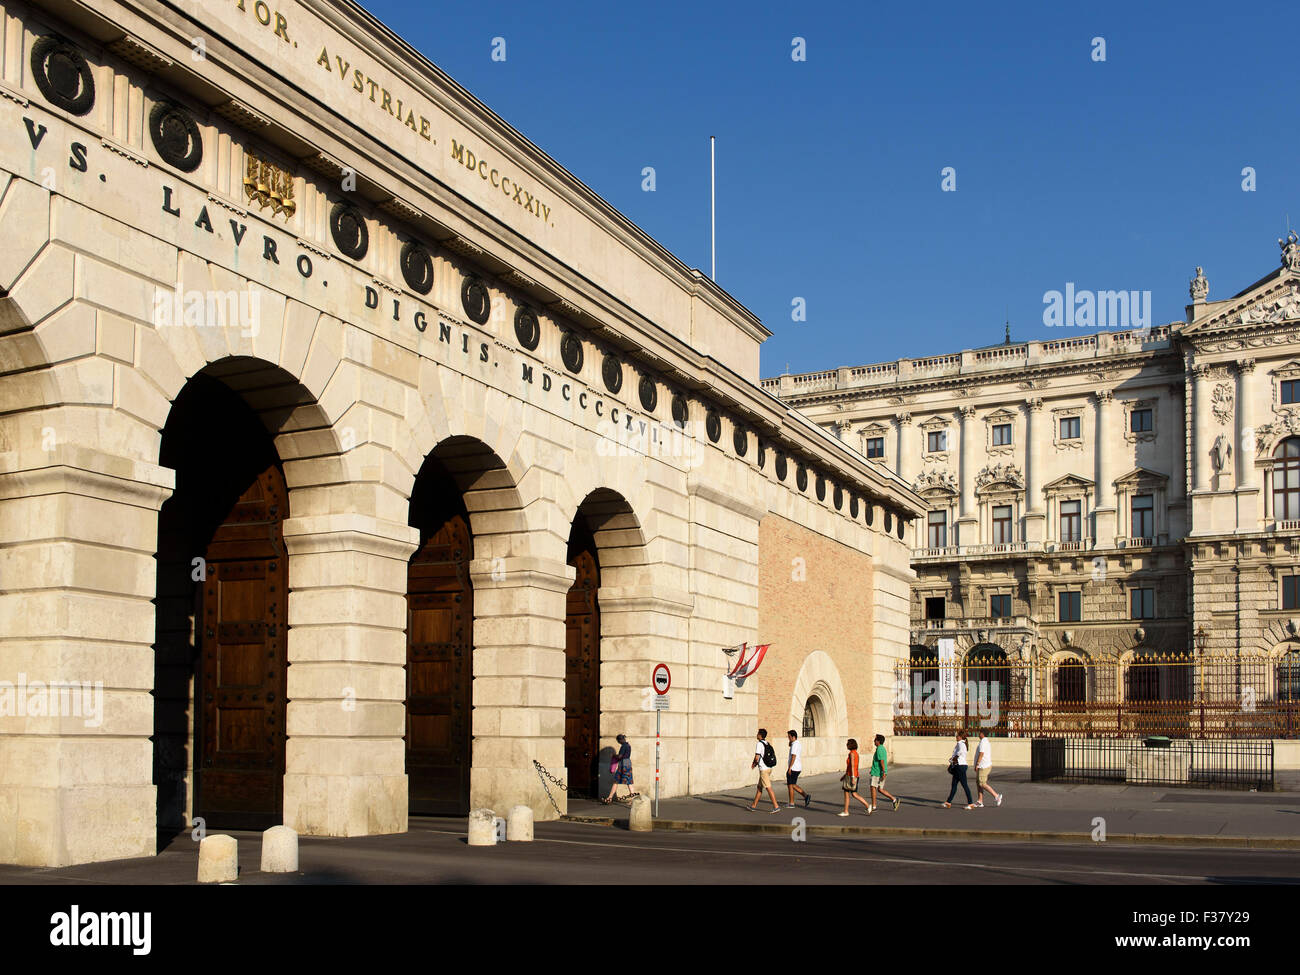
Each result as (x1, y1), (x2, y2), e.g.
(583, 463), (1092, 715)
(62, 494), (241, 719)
(565, 765), (1300, 848)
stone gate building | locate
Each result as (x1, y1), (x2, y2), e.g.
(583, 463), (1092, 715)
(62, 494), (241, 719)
(0, 0), (922, 866)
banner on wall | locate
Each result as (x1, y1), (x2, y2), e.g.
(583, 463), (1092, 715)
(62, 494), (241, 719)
(938, 638), (957, 709)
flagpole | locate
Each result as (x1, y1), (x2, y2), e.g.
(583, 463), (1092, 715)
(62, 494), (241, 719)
(710, 135), (716, 281)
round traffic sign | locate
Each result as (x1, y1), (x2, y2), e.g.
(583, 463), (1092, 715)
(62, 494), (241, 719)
(652, 663), (671, 695)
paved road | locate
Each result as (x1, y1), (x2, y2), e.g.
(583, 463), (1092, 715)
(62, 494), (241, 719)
(567, 765), (1300, 842)
(3, 818), (1298, 885)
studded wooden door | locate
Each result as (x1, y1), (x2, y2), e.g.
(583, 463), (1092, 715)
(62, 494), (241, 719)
(565, 528), (601, 795)
(196, 462), (288, 829)
(406, 511), (473, 815)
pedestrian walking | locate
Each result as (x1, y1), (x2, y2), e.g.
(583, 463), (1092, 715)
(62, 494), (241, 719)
(749, 728), (782, 813)
(839, 738), (873, 816)
(943, 730), (974, 809)
(602, 733), (637, 804)
(972, 729), (1002, 808)
(868, 734), (900, 812)
(785, 730), (811, 808)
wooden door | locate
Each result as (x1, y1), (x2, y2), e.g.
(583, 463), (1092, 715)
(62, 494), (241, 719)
(196, 463), (288, 829)
(406, 511), (473, 815)
(565, 529), (600, 795)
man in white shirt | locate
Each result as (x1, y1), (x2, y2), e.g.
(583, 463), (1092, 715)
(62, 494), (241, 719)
(748, 728), (782, 813)
(785, 730), (811, 809)
(973, 729), (1003, 807)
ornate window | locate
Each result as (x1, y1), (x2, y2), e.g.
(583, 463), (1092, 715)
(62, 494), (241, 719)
(1060, 500), (1082, 542)
(984, 408), (1017, 457)
(1058, 590), (1082, 622)
(1122, 399), (1158, 443)
(1115, 469), (1168, 543)
(1131, 494), (1154, 538)
(989, 594), (1011, 618)
(927, 510), (948, 548)
(865, 437), (885, 459)
(1052, 406), (1085, 450)
(992, 505), (1013, 544)
(1273, 437), (1300, 521)
(920, 416), (951, 463)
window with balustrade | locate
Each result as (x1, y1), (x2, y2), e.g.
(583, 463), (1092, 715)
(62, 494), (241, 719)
(1060, 499), (1082, 542)
(1131, 494), (1154, 539)
(1273, 438), (1300, 521)
(927, 510), (947, 548)
(992, 504), (1013, 544)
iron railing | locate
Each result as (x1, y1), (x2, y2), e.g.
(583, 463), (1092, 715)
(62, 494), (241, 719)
(1030, 738), (1275, 790)
(895, 652), (1300, 739)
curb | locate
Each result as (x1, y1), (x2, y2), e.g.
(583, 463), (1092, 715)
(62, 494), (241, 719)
(562, 815), (1300, 849)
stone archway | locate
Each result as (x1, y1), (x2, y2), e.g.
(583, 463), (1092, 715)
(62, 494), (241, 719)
(787, 651), (849, 774)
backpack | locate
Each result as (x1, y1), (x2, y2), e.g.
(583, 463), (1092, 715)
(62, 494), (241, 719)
(762, 740), (777, 768)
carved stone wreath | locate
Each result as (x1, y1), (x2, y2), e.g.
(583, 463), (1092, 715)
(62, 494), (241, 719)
(399, 241), (434, 295)
(330, 203), (369, 260)
(31, 36), (95, 116)
(514, 307), (540, 351)
(149, 101), (203, 172)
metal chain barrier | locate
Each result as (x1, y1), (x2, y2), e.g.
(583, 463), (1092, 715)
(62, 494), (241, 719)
(532, 759), (566, 817)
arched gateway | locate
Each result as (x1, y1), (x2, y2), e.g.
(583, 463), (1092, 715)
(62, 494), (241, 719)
(0, 0), (920, 866)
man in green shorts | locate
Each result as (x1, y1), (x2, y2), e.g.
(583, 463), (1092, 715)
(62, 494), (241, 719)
(869, 734), (901, 812)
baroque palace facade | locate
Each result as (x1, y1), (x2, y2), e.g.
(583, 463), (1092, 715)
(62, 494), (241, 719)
(770, 245), (1300, 732)
(0, 0), (923, 866)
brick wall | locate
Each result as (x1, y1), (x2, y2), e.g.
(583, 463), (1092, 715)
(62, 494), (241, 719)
(756, 514), (877, 773)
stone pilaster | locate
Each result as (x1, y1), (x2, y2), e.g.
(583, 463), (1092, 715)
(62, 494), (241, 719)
(281, 512), (418, 837)
(0, 452), (173, 866)
(1093, 390), (1116, 542)
(895, 412), (914, 485)
(468, 555), (573, 819)
(1236, 359), (1260, 530)
(1192, 364), (1213, 493)
(1023, 398), (1045, 542)
(957, 405), (977, 543)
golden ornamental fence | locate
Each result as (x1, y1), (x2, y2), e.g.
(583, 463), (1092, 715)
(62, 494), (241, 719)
(894, 651), (1300, 739)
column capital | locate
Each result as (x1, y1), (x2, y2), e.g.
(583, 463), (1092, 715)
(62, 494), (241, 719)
(1192, 363), (1212, 380)
(1239, 357), (1257, 374)
(1025, 397), (1044, 413)
(896, 411), (913, 426)
(1093, 389), (1114, 405)
(959, 405), (977, 420)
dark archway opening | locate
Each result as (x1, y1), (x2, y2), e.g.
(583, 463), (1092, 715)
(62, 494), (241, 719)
(154, 374), (288, 840)
(406, 455), (473, 816)
(564, 519), (601, 797)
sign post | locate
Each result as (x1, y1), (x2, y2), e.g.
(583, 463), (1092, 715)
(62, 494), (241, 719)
(651, 664), (671, 816)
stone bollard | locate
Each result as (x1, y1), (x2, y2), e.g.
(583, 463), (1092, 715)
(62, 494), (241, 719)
(628, 795), (653, 832)
(259, 825), (299, 873)
(467, 807), (498, 846)
(506, 805), (534, 842)
(197, 834), (238, 883)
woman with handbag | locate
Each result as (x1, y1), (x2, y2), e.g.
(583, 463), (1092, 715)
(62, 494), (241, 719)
(838, 738), (873, 816)
(602, 733), (637, 804)
(943, 731), (974, 809)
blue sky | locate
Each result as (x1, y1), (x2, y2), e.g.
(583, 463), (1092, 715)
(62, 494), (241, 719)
(363, 0), (1296, 376)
